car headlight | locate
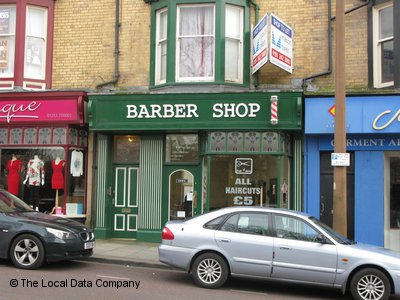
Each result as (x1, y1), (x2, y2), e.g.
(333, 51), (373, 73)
(46, 227), (76, 240)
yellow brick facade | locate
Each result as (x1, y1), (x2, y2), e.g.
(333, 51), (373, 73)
(52, 0), (371, 93)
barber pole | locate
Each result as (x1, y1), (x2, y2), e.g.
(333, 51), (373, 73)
(270, 95), (278, 125)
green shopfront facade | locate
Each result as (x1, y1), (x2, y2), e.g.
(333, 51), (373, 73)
(88, 92), (303, 242)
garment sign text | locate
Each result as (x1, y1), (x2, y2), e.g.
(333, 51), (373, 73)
(126, 103), (261, 119)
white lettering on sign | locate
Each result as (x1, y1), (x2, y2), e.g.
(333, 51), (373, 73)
(0, 101), (41, 123)
(126, 104), (199, 119)
(373, 109), (400, 130)
(213, 103), (260, 118)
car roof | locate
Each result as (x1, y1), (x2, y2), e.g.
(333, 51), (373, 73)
(185, 206), (312, 224)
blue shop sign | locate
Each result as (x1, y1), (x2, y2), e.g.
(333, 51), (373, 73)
(305, 95), (400, 134)
(318, 135), (400, 151)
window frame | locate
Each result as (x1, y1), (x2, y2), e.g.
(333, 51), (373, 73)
(0, 0), (54, 91)
(372, 1), (394, 88)
(150, 0), (250, 88)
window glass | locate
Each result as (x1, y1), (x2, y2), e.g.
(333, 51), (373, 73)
(381, 40), (394, 84)
(24, 6), (47, 80)
(374, 3), (393, 88)
(204, 215), (226, 229)
(209, 155), (278, 210)
(379, 5), (393, 39)
(156, 8), (168, 84)
(221, 213), (269, 236)
(113, 135), (140, 164)
(177, 4), (214, 81)
(165, 134), (198, 163)
(0, 6), (16, 77)
(274, 215), (319, 242)
(225, 5), (242, 82)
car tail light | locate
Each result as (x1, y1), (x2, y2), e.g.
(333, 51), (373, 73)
(162, 227), (174, 240)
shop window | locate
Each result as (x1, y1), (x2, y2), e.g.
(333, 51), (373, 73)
(23, 127), (37, 144)
(151, 0), (249, 87)
(165, 134), (198, 163)
(209, 155), (278, 210)
(0, 128), (7, 144)
(373, 2), (394, 88)
(113, 135), (140, 164)
(0, 147), (87, 216)
(0, 0), (54, 90)
(53, 127), (67, 144)
(9, 128), (22, 144)
(38, 127), (51, 144)
(208, 131), (288, 154)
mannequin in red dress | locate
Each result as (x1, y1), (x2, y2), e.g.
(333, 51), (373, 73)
(6, 154), (22, 196)
(51, 157), (65, 214)
(51, 157), (65, 189)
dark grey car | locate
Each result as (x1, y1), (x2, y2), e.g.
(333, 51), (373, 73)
(159, 207), (400, 300)
(0, 189), (95, 269)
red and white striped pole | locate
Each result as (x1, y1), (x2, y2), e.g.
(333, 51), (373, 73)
(270, 95), (278, 125)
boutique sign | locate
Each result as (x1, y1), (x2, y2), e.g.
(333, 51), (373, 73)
(305, 95), (400, 134)
(0, 99), (80, 124)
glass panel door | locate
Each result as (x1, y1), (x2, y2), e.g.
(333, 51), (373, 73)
(169, 169), (194, 220)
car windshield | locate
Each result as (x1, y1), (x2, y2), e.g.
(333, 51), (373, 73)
(0, 190), (34, 213)
(309, 216), (355, 245)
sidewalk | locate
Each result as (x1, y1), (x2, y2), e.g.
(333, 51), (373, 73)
(82, 239), (168, 269)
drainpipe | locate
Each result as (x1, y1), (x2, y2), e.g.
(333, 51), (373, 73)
(302, 0), (371, 90)
(248, 0), (260, 87)
(96, 0), (120, 89)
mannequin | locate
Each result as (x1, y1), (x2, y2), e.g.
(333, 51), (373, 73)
(6, 154), (22, 196)
(51, 157), (65, 214)
(23, 155), (45, 210)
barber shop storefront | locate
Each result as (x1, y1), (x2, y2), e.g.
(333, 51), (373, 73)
(0, 91), (88, 221)
(89, 92), (303, 242)
(304, 94), (400, 250)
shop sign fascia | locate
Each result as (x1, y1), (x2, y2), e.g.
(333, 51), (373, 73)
(88, 92), (302, 131)
(305, 95), (400, 134)
(0, 91), (87, 125)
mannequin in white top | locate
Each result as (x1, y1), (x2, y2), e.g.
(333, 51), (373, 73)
(23, 155), (45, 210)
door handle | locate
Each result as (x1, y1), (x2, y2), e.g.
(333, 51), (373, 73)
(279, 245), (292, 250)
(218, 238), (231, 243)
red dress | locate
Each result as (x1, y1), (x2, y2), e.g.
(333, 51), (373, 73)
(6, 159), (22, 195)
(51, 160), (65, 189)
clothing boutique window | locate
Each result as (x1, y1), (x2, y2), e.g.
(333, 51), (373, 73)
(373, 2), (394, 88)
(0, 0), (53, 90)
(151, 0), (249, 87)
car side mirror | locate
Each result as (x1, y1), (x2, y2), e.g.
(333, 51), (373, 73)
(315, 234), (327, 244)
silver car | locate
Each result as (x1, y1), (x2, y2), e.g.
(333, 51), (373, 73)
(159, 207), (400, 300)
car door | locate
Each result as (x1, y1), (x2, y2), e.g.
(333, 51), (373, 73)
(271, 213), (338, 284)
(215, 212), (273, 277)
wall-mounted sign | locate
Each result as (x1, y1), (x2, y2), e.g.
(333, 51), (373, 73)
(252, 14), (269, 74)
(270, 14), (293, 73)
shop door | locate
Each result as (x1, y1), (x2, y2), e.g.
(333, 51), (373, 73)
(385, 156), (400, 251)
(320, 152), (354, 239)
(167, 167), (198, 221)
(112, 166), (138, 238)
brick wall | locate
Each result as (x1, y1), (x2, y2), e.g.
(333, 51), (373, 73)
(52, 0), (369, 93)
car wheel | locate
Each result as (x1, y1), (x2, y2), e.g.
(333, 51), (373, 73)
(10, 234), (45, 269)
(350, 268), (391, 300)
(192, 253), (229, 289)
